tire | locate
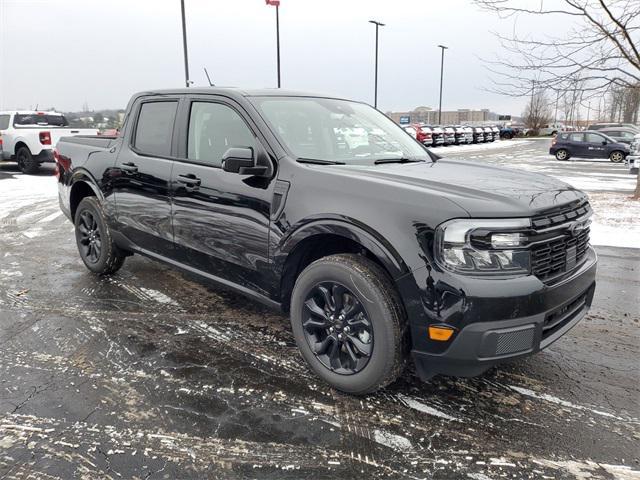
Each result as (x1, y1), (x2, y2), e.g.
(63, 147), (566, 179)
(74, 196), (125, 275)
(609, 150), (625, 163)
(502, 133), (513, 140)
(290, 254), (407, 395)
(555, 149), (569, 161)
(16, 147), (39, 174)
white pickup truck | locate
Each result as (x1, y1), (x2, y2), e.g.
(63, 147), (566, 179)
(0, 111), (98, 174)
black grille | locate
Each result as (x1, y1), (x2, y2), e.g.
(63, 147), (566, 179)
(531, 227), (590, 280)
(531, 200), (591, 229)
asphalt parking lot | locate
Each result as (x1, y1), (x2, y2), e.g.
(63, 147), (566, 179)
(0, 139), (638, 479)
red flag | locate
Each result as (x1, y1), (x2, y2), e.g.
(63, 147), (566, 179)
(265, 0), (280, 5)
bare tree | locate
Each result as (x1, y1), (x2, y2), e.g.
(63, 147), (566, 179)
(474, 0), (640, 99)
(523, 89), (553, 131)
(475, 0), (640, 198)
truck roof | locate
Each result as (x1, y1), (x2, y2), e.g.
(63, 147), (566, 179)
(131, 87), (352, 102)
(0, 110), (64, 116)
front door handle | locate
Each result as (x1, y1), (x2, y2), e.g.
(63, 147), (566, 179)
(177, 174), (201, 189)
(121, 162), (138, 173)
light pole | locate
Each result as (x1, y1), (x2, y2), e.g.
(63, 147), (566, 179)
(369, 20), (385, 109)
(266, 0), (281, 87)
(180, 0), (190, 87)
(437, 45), (448, 124)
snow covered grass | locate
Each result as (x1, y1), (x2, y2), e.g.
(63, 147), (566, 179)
(587, 192), (640, 249)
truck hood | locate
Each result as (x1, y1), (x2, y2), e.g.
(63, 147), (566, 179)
(326, 159), (585, 217)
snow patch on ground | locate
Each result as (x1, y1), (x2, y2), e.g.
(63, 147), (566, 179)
(139, 287), (180, 306)
(397, 394), (459, 421)
(372, 429), (412, 452)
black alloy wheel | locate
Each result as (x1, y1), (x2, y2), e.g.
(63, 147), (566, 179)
(302, 281), (373, 375)
(77, 210), (102, 264)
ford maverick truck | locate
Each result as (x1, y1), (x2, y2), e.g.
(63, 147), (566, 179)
(55, 88), (597, 394)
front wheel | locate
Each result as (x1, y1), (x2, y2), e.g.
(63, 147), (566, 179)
(74, 197), (126, 275)
(609, 150), (625, 163)
(555, 149), (569, 161)
(16, 147), (39, 174)
(290, 254), (407, 395)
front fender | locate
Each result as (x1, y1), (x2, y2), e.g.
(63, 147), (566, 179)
(275, 216), (410, 280)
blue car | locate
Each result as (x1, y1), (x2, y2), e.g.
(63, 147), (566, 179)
(550, 131), (630, 163)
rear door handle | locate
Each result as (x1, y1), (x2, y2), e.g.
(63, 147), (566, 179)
(121, 162), (138, 173)
(177, 174), (201, 188)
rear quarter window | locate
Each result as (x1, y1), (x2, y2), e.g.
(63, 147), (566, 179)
(0, 114), (9, 130)
(559, 133), (569, 140)
(133, 101), (178, 157)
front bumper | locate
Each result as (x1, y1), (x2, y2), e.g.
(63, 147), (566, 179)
(407, 247), (597, 380)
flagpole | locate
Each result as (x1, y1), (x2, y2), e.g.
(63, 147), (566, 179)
(276, 4), (281, 88)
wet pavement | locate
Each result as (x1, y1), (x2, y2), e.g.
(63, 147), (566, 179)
(0, 142), (639, 479)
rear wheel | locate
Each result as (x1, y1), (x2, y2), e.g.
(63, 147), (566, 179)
(609, 150), (625, 163)
(555, 149), (569, 161)
(290, 254), (407, 395)
(16, 147), (39, 174)
(74, 197), (125, 275)
(502, 133), (513, 140)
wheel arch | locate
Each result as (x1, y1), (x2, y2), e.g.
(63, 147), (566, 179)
(13, 141), (29, 155)
(69, 174), (103, 220)
(276, 219), (411, 312)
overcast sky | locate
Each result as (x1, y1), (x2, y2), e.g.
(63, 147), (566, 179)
(0, 0), (565, 115)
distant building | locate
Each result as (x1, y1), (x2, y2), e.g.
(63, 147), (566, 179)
(386, 107), (504, 125)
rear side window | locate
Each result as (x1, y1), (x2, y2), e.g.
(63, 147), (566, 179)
(559, 133), (568, 140)
(14, 114), (68, 127)
(0, 115), (9, 130)
(586, 133), (604, 143)
(569, 133), (583, 142)
(134, 101), (178, 157)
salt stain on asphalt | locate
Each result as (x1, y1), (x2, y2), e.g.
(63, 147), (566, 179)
(510, 385), (638, 423)
(396, 394), (459, 421)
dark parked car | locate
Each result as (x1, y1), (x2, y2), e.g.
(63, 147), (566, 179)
(447, 125), (467, 145)
(472, 126), (485, 143)
(550, 131), (630, 163)
(56, 88), (597, 394)
(596, 127), (638, 145)
(442, 126), (456, 145)
(423, 124), (444, 147)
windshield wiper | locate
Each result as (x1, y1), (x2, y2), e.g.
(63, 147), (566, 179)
(297, 158), (346, 165)
(374, 158), (426, 165)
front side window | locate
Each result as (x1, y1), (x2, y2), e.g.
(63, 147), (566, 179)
(187, 102), (256, 167)
(251, 96), (429, 165)
(134, 101), (178, 157)
(0, 114), (9, 130)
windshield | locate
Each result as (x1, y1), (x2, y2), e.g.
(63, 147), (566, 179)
(251, 97), (430, 164)
(14, 114), (69, 128)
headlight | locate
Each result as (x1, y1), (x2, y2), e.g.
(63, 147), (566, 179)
(434, 218), (531, 276)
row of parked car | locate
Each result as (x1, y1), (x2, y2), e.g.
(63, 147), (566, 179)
(401, 124), (501, 147)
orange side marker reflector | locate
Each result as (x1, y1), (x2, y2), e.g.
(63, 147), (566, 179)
(428, 326), (455, 341)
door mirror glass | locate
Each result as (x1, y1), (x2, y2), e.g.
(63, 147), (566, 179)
(602, 140), (608, 145)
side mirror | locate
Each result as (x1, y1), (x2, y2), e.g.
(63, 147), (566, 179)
(602, 141), (607, 146)
(222, 147), (268, 176)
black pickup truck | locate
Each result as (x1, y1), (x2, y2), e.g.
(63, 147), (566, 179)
(55, 88), (597, 394)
